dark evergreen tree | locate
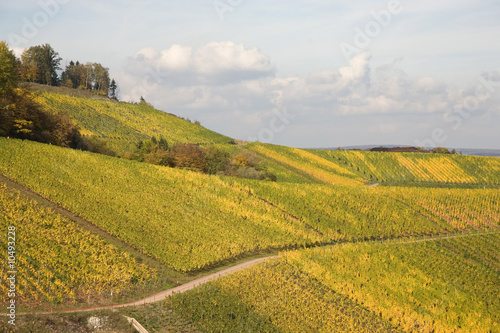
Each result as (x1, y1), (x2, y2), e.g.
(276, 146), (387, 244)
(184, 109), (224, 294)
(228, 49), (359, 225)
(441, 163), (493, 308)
(109, 79), (118, 100)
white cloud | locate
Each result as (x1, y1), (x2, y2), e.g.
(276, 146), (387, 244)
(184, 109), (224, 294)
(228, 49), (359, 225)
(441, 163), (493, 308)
(194, 42), (273, 74)
(121, 41), (275, 91)
(159, 45), (192, 71)
(338, 50), (371, 86)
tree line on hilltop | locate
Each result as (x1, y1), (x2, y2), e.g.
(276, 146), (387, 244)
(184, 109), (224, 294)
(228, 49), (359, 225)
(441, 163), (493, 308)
(13, 43), (118, 99)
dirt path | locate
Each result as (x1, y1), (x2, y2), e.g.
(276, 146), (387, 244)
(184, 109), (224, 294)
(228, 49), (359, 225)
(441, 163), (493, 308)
(390, 230), (500, 245)
(27, 256), (276, 315)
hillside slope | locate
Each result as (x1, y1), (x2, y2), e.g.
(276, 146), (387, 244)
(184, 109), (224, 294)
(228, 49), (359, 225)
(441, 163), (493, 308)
(0, 183), (155, 307)
(0, 138), (322, 272)
(29, 88), (500, 187)
(159, 232), (499, 332)
(33, 90), (234, 155)
(1, 138), (498, 274)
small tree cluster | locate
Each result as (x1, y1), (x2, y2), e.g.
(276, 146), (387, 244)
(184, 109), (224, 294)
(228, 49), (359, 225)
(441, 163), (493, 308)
(226, 151), (277, 181)
(124, 138), (276, 181)
(430, 147), (456, 154)
(19, 43), (61, 86)
(61, 61), (111, 96)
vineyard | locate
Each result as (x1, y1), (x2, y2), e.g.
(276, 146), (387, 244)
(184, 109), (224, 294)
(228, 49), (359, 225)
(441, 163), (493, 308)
(234, 180), (453, 239)
(247, 143), (365, 185)
(1, 137), (499, 273)
(380, 186), (500, 230)
(125, 232), (499, 332)
(0, 183), (155, 307)
(234, 178), (499, 238)
(311, 149), (500, 186)
(123, 258), (399, 332)
(0, 138), (322, 272)
(286, 232), (500, 332)
(34, 91), (234, 155)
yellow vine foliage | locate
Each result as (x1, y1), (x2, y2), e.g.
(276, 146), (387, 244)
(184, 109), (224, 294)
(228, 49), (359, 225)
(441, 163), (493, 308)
(0, 184), (155, 305)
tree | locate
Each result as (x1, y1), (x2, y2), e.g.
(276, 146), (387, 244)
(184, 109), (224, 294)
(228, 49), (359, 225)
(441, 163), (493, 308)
(231, 151), (260, 167)
(0, 42), (19, 136)
(20, 44), (61, 86)
(171, 143), (207, 172)
(61, 60), (85, 89)
(61, 61), (111, 95)
(89, 62), (110, 93)
(431, 147), (451, 154)
(109, 79), (118, 100)
(204, 147), (230, 175)
(1, 88), (82, 147)
(158, 136), (169, 150)
(0, 41), (18, 97)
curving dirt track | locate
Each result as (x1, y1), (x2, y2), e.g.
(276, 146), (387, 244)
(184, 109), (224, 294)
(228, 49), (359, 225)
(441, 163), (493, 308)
(27, 256), (277, 314)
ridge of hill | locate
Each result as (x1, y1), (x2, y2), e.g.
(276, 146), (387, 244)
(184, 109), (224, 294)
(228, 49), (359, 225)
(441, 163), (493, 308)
(30, 85), (234, 155)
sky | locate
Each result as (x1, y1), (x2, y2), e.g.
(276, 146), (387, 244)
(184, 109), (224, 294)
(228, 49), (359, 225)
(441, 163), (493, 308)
(1, 0), (500, 149)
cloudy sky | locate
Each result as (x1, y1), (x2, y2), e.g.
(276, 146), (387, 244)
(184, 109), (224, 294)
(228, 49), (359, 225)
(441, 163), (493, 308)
(2, 0), (499, 149)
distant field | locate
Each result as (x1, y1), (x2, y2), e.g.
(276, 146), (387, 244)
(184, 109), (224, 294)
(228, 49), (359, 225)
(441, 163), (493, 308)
(34, 91), (234, 155)
(0, 183), (155, 307)
(247, 142), (366, 185)
(310, 149), (500, 186)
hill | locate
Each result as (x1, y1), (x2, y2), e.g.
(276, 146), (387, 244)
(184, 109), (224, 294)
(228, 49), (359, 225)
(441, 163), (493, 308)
(1, 137), (498, 272)
(30, 85), (234, 155)
(0, 138), (322, 272)
(27, 86), (500, 188)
